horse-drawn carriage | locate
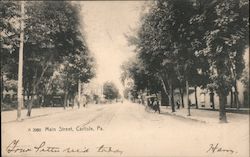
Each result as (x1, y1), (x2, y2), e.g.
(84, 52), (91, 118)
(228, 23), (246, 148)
(145, 95), (161, 113)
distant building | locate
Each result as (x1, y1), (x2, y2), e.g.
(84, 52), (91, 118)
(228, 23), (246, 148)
(184, 49), (249, 109)
(155, 49), (249, 109)
(183, 82), (248, 109)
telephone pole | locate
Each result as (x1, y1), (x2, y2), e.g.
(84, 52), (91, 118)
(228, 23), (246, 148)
(17, 1), (25, 121)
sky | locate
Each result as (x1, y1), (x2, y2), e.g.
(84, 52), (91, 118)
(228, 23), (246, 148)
(80, 1), (145, 91)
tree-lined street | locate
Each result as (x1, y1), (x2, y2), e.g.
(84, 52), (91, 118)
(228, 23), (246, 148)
(2, 102), (249, 156)
(122, 0), (249, 123)
(1, 1), (249, 157)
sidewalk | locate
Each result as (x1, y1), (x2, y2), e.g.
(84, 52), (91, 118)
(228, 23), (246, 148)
(1, 107), (74, 123)
(160, 106), (249, 124)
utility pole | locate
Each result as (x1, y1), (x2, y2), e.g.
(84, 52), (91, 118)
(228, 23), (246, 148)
(17, 1), (25, 121)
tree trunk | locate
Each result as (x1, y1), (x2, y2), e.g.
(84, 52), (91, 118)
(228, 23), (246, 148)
(234, 82), (240, 110)
(41, 95), (45, 107)
(64, 91), (68, 109)
(27, 94), (34, 117)
(230, 89), (233, 108)
(186, 80), (191, 116)
(160, 76), (168, 95)
(27, 90), (31, 101)
(38, 95), (41, 108)
(234, 91), (237, 108)
(169, 82), (175, 112)
(179, 88), (184, 108)
(218, 92), (227, 123)
(1, 72), (3, 111)
(26, 83), (32, 108)
(26, 58), (50, 116)
(78, 80), (81, 109)
(26, 70), (38, 117)
(27, 81), (37, 117)
(194, 86), (198, 109)
(159, 76), (170, 108)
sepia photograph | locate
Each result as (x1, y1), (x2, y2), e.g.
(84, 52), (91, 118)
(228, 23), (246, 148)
(1, 0), (249, 156)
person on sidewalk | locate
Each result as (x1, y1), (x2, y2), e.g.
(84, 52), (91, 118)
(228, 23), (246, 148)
(153, 99), (160, 114)
(209, 92), (215, 109)
(156, 100), (160, 114)
(176, 100), (180, 109)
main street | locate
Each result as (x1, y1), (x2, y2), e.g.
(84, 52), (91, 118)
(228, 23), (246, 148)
(2, 102), (249, 157)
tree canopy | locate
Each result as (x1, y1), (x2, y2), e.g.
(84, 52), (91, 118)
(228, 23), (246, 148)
(1, 1), (96, 115)
(123, 0), (249, 122)
(103, 81), (120, 100)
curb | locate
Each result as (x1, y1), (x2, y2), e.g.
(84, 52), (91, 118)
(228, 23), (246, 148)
(161, 111), (207, 123)
(1, 108), (75, 124)
(145, 106), (207, 123)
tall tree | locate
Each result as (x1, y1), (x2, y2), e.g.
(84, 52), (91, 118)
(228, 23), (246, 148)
(191, 0), (249, 122)
(1, 1), (96, 117)
(128, 0), (196, 112)
(103, 81), (119, 101)
(1, 1), (20, 110)
(23, 1), (86, 116)
(126, 0), (249, 122)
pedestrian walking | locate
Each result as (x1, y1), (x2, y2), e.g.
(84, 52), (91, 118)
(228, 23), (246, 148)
(153, 99), (160, 114)
(176, 100), (180, 109)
